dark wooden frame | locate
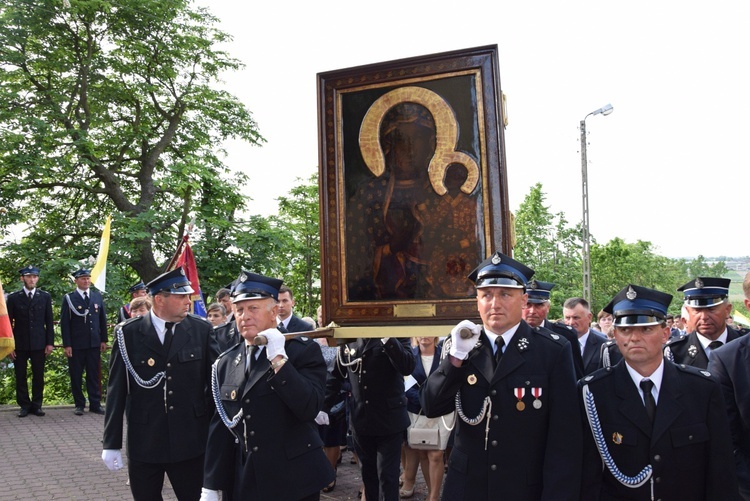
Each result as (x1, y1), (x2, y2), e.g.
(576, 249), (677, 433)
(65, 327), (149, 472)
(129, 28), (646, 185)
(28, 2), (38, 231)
(317, 45), (511, 327)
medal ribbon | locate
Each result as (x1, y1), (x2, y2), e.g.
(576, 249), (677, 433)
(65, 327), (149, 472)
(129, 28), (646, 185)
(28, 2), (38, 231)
(532, 387), (542, 399)
(514, 388), (525, 400)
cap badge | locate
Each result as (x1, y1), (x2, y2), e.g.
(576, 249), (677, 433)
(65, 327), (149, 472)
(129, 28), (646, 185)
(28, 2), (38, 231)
(528, 280), (538, 290)
(517, 338), (529, 351)
(491, 254), (502, 265)
(467, 374), (477, 385)
(612, 432), (623, 445)
(695, 278), (704, 289)
(626, 286), (637, 300)
(688, 344), (698, 357)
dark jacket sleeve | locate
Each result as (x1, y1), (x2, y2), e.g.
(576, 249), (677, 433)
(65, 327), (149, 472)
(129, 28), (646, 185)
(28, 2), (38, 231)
(43, 293), (54, 346)
(60, 295), (71, 347)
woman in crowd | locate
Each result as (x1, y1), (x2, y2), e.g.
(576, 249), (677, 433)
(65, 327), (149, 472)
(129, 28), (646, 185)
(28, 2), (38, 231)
(401, 336), (445, 500)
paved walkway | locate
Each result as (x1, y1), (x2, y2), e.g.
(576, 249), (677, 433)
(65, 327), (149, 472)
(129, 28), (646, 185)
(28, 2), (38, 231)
(2, 405), (431, 500)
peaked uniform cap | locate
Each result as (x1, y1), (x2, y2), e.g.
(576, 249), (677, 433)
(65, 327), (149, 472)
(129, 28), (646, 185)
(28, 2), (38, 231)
(232, 271), (283, 302)
(468, 251), (534, 289)
(604, 284), (673, 327)
(526, 280), (555, 303)
(146, 267), (194, 295)
(128, 281), (147, 294)
(19, 266), (40, 276)
(677, 277), (730, 309)
(72, 269), (91, 278)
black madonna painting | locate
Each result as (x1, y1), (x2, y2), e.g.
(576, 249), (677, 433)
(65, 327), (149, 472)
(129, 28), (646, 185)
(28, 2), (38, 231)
(318, 46), (511, 326)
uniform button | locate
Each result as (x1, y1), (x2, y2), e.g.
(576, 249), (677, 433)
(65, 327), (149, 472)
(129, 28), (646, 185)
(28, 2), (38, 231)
(655, 477), (661, 483)
(491, 440), (498, 447)
(653, 454), (661, 462)
(245, 416), (250, 420)
(249, 431), (255, 436)
(365, 400), (369, 404)
(364, 386), (368, 390)
(492, 414), (499, 421)
(169, 406), (174, 410)
(490, 390), (497, 396)
(245, 399), (250, 404)
(363, 370), (367, 374)
(167, 363), (171, 368)
(252, 446), (258, 452)
(688, 435), (693, 440)
(190, 354), (194, 358)
(167, 376), (172, 381)
(307, 443), (312, 448)
(168, 390), (173, 395)
(490, 464), (497, 471)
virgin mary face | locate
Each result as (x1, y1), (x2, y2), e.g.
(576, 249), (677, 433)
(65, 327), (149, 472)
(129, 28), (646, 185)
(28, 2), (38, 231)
(380, 103), (436, 181)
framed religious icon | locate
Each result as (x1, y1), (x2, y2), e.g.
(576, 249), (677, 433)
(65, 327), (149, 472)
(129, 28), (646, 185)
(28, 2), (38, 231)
(317, 45), (511, 328)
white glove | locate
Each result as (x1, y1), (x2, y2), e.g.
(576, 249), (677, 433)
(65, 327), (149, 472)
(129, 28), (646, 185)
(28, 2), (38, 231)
(102, 449), (124, 471)
(200, 488), (222, 501)
(260, 328), (287, 361)
(315, 411), (330, 425)
(449, 320), (482, 360)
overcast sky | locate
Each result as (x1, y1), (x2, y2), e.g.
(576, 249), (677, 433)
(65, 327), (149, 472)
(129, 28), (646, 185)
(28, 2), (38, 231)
(198, 0), (749, 259)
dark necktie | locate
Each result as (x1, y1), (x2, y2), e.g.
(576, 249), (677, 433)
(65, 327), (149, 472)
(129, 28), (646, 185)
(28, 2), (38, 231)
(246, 345), (254, 375)
(164, 322), (175, 351)
(28, 292), (33, 301)
(495, 337), (505, 368)
(708, 340), (723, 351)
(83, 291), (89, 305)
(640, 379), (656, 424)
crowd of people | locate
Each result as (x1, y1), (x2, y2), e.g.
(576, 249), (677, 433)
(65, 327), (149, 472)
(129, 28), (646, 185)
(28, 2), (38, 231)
(5, 256), (750, 500)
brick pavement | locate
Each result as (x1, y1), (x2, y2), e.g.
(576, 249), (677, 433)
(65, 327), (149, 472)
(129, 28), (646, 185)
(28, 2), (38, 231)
(2, 405), (430, 501)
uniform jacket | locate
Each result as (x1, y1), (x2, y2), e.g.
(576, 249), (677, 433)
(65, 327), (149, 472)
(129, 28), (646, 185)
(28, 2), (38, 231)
(664, 327), (741, 369)
(541, 319), (585, 380)
(103, 313), (219, 463)
(708, 335), (750, 499)
(7, 289), (54, 350)
(283, 314), (314, 334)
(420, 321), (582, 501)
(580, 360), (739, 500)
(203, 336), (334, 499)
(333, 337), (415, 436)
(60, 289), (108, 349)
(582, 329), (608, 375)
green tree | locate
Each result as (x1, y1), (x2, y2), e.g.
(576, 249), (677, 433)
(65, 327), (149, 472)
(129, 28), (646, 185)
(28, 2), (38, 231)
(0, 0), (263, 299)
(513, 183), (582, 318)
(274, 174), (320, 318)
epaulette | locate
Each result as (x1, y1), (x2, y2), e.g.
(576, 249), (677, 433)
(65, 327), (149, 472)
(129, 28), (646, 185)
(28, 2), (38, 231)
(120, 315), (144, 328)
(664, 333), (688, 346)
(674, 363), (713, 379)
(533, 326), (567, 346)
(578, 365), (615, 386)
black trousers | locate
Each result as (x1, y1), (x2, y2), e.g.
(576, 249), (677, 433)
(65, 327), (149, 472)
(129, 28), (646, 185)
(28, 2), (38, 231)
(67, 347), (101, 409)
(128, 454), (204, 501)
(352, 429), (403, 501)
(15, 349), (46, 410)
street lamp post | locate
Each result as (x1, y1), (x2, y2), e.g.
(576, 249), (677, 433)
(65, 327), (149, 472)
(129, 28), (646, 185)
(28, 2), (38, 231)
(580, 103), (613, 304)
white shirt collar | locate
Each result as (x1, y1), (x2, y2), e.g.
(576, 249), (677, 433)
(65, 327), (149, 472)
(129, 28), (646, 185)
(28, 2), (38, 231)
(77, 288), (89, 298)
(485, 323), (521, 354)
(696, 329), (728, 349)
(150, 312), (181, 344)
(625, 358), (665, 404)
(578, 331), (590, 346)
(23, 287), (36, 295)
(277, 316), (290, 328)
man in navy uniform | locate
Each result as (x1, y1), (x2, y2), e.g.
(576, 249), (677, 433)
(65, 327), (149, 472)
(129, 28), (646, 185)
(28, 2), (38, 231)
(580, 284), (739, 499)
(102, 267), (219, 501)
(664, 277), (740, 369)
(708, 271), (750, 499)
(118, 281), (148, 323)
(522, 279), (585, 380)
(201, 271), (334, 500)
(60, 268), (108, 415)
(6, 266), (55, 417)
(421, 251), (581, 500)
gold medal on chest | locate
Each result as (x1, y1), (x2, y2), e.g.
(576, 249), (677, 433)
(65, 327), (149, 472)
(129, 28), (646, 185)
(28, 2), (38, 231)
(612, 432), (623, 445)
(467, 374), (477, 385)
(516, 401), (526, 411)
(147, 358), (155, 367)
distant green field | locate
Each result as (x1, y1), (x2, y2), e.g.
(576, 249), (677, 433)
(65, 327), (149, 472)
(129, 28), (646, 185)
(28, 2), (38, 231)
(726, 270), (747, 302)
